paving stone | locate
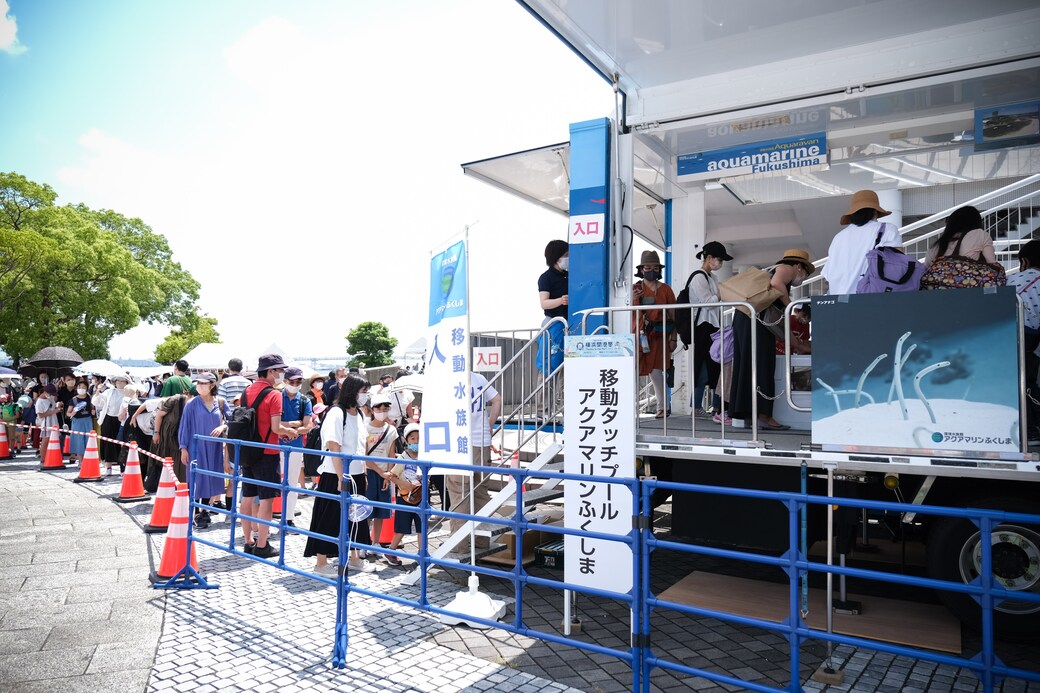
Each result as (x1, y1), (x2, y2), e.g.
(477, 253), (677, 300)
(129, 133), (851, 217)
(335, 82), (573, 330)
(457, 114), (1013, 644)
(0, 647), (94, 683)
(0, 627), (51, 655)
(13, 668), (151, 692)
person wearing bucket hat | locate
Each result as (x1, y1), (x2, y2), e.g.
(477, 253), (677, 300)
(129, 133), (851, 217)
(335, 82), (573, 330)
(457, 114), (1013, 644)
(633, 249), (677, 418)
(730, 248), (816, 432)
(687, 242), (734, 418)
(822, 189), (901, 295)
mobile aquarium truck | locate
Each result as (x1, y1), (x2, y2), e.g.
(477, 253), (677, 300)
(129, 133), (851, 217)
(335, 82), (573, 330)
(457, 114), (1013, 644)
(464, 1), (1040, 638)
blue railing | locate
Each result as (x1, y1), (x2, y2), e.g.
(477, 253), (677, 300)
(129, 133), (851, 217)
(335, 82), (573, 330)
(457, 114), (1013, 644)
(156, 434), (1040, 692)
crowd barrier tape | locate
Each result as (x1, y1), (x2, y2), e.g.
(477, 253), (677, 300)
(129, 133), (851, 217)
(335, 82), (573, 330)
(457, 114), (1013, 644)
(11, 422), (168, 463)
(41, 426), (1037, 692)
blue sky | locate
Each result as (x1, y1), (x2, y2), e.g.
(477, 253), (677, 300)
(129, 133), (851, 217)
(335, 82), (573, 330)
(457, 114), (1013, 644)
(0, 1), (615, 360)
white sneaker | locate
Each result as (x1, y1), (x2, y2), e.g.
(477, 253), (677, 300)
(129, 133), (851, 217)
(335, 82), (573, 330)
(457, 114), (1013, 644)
(313, 563), (338, 576)
(348, 559), (375, 573)
(105, 466), (113, 477)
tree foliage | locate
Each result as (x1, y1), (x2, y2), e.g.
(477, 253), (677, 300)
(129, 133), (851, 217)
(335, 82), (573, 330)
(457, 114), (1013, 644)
(154, 314), (220, 364)
(0, 171), (201, 362)
(346, 321), (397, 368)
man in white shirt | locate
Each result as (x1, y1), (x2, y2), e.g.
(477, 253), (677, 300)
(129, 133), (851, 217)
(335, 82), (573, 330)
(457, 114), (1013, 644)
(217, 358), (251, 407)
(447, 372), (502, 537)
(35, 385), (60, 459)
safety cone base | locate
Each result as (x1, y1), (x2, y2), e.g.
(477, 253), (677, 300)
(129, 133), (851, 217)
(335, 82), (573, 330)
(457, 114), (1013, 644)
(113, 493), (150, 503)
(72, 475), (104, 484)
(143, 523), (169, 534)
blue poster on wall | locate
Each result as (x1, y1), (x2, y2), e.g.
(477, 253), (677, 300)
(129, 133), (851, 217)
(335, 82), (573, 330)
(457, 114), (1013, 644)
(428, 240), (467, 326)
(811, 289), (1021, 454)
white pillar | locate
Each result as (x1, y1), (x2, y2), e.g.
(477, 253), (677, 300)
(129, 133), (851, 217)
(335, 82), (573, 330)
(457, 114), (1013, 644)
(669, 188), (706, 416)
(876, 189), (904, 229)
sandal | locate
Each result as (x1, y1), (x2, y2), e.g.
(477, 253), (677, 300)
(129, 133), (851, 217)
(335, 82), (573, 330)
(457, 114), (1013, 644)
(654, 410), (665, 419)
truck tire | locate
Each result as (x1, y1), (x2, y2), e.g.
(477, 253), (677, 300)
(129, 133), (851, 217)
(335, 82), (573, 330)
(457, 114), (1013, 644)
(926, 497), (1040, 640)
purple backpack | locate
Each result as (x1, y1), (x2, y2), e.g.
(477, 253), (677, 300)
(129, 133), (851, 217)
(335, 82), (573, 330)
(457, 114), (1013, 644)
(856, 225), (925, 293)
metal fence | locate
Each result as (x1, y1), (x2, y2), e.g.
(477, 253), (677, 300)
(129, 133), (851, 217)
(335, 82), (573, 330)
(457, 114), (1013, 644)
(154, 434), (1040, 692)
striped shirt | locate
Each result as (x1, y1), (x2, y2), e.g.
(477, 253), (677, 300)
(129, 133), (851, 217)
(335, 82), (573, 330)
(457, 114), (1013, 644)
(217, 374), (251, 404)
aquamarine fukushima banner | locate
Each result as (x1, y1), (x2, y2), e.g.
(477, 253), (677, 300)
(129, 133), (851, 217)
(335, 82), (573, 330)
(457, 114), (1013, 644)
(677, 132), (826, 181)
(428, 240), (467, 327)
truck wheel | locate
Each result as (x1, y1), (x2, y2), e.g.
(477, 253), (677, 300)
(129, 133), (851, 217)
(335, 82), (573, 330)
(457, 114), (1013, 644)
(926, 497), (1040, 640)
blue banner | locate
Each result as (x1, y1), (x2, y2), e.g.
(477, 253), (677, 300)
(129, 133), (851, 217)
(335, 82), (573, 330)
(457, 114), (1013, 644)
(677, 132), (826, 181)
(428, 240), (467, 326)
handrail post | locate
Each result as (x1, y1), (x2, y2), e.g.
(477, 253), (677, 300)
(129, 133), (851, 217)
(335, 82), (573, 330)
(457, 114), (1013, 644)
(785, 298), (811, 413)
(332, 461), (350, 669)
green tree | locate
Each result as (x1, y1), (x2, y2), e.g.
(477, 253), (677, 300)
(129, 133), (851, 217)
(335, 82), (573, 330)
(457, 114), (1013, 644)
(154, 314), (220, 364)
(346, 321), (397, 367)
(0, 172), (201, 362)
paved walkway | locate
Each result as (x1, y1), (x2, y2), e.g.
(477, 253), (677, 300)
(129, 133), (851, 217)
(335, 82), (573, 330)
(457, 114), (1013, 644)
(0, 456), (162, 691)
(2, 452), (1038, 692)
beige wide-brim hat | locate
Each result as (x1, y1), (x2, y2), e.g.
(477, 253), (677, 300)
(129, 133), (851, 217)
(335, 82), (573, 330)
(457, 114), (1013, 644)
(776, 249), (816, 275)
(840, 190), (891, 225)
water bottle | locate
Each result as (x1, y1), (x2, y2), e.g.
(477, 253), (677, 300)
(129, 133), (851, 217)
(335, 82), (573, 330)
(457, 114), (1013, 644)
(640, 334), (650, 353)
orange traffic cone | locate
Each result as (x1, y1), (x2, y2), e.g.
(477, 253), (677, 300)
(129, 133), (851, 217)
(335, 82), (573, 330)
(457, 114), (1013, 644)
(63, 431), (71, 456)
(144, 462), (177, 533)
(272, 488), (283, 517)
(378, 496), (396, 544)
(114, 443), (149, 502)
(0, 423), (10, 459)
(40, 427), (65, 470)
(151, 482), (199, 581)
(73, 432), (103, 483)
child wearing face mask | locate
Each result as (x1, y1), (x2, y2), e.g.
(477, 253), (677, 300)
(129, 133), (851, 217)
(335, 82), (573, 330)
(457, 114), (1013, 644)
(279, 367), (314, 527)
(384, 424), (424, 566)
(363, 393), (399, 550)
(67, 380), (95, 463)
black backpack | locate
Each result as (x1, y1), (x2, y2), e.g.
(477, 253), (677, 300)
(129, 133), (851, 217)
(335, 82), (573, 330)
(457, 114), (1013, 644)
(226, 386), (274, 442)
(674, 269), (707, 349)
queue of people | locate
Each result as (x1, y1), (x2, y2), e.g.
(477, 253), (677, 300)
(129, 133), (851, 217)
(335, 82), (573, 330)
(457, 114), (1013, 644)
(537, 188), (1028, 433)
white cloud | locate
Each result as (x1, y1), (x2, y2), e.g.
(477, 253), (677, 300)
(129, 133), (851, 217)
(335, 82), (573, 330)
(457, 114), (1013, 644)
(0, 0), (26, 55)
(55, 4), (615, 361)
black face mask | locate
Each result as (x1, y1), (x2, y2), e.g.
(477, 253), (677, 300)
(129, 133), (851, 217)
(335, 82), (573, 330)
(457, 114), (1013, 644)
(642, 270), (661, 282)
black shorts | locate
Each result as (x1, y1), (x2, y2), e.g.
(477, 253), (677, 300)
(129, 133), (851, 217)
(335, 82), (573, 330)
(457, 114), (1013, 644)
(393, 506), (421, 535)
(241, 453), (280, 500)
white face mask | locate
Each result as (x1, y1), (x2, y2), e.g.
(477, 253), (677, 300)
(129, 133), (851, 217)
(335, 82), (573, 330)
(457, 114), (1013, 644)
(357, 392), (370, 406)
(273, 373), (284, 385)
(77, 388), (87, 395)
(373, 411), (388, 422)
(313, 382), (323, 391)
(39, 375), (49, 385)
(558, 256), (569, 271)
(285, 384), (300, 395)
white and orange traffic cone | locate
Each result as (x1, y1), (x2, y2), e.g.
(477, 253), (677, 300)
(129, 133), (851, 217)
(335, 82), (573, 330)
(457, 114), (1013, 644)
(150, 482), (199, 581)
(114, 443), (148, 502)
(40, 427), (65, 470)
(73, 432), (103, 483)
(144, 461), (177, 533)
(0, 423), (10, 459)
(62, 430), (71, 456)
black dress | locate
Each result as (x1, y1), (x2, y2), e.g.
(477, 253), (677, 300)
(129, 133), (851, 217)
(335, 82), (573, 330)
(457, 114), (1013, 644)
(304, 471), (370, 558)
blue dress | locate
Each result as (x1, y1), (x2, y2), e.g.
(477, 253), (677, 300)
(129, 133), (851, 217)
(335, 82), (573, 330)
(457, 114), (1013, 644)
(178, 396), (230, 499)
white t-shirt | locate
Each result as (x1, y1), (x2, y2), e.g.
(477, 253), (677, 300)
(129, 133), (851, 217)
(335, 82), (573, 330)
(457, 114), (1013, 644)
(135, 398), (163, 436)
(470, 372), (499, 448)
(364, 421), (399, 470)
(822, 220), (900, 295)
(388, 388), (414, 423)
(1009, 268), (1040, 331)
(35, 397), (58, 429)
(689, 270), (722, 328)
(318, 405), (367, 476)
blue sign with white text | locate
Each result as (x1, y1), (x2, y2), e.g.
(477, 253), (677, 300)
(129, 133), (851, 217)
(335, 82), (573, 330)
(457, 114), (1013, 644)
(678, 132), (826, 181)
(428, 240), (467, 326)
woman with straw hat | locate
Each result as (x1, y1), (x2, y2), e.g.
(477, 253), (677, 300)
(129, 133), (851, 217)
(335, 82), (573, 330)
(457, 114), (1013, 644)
(731, 249), (815, 431)
(821, 189), (901, 295)
(633, 250), (677, 418)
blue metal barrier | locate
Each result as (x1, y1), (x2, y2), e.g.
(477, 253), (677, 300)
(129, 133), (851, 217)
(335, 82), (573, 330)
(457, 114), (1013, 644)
(153, 433), (1040, 691)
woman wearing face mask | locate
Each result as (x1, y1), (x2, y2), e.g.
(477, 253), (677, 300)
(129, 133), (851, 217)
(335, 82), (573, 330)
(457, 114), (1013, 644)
(177, 372), (230, 528)
(92, 376), (130, 474)
(67, 380), (95, 463)
(306, 374), (374, 575)
(633, 250), (677, 418)
(536, 240), (569, 383)
(306, 374), (324, 409)
(730, 249), (815, 431)
(384, 423), (424, 566)
(688, 241), (734, 421)
(279, 368), (313, 528)
(363, 393), (399, 551)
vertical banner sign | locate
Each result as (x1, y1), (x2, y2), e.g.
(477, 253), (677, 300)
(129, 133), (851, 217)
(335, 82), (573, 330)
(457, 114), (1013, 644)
(564, 334), (636, 595)
(422, 240), (470, 473)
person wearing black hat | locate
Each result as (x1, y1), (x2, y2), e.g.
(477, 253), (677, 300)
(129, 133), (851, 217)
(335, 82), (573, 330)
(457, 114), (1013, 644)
(688, 241), (733, 420)
(237, 353), (301, 559)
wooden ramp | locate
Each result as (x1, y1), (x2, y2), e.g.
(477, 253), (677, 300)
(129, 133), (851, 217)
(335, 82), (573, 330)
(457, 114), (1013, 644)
(658, 571), (961, 654)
